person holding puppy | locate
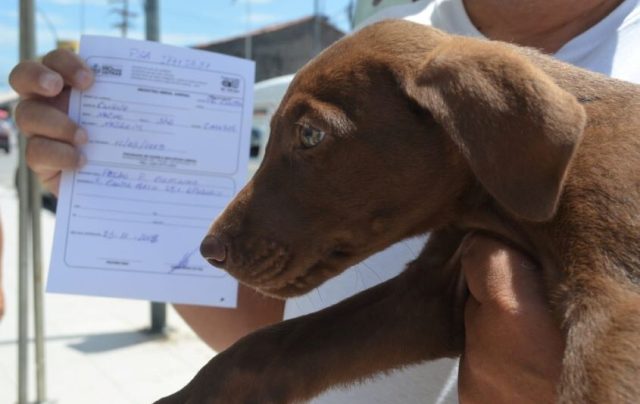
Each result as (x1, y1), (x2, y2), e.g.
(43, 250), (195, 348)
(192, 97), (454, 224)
(8, 0), (640, 402)
(8, 52), (562, 403)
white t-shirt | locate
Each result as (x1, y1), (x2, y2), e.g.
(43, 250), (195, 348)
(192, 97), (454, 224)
(284, 1), (640, 403)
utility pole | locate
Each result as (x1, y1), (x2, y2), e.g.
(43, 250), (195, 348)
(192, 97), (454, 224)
(244, 0), (252, 59)
(347, 0), (355, 30)
(313, 0), (322, 55)
(17, 2), (34, 400)
(18, 0), (47, 403)
(232, 0), (252, 59)
(80, 0), (86, 35)
(110, 0), (137, 38)
(144, 0), (166, 334)
(144, 0), (159, 41)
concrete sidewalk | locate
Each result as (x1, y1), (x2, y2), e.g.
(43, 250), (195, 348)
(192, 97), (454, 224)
(0, 187), (215, 403)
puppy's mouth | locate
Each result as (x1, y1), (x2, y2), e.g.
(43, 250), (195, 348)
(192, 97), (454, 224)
(260, 256), (353, 297)
(231, 245), (358, 298)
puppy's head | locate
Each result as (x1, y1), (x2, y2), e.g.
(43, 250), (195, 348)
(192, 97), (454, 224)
(201, 20), (586, 297)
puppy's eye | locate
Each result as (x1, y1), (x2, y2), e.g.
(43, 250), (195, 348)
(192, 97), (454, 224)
(297, 124), (325, 148)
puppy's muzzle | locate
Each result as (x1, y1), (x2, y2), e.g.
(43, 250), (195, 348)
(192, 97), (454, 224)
(200, 235), (227, 267)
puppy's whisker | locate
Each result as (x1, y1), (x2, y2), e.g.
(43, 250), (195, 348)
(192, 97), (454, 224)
(361, 261), (383, 283)
(353, 267), (363, 289)
(315, 288), (325, 306)
(401, 240), (418, 257)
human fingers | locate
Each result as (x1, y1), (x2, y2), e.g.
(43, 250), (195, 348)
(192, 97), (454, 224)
(9, 60), (64, 98)
(460, 234), (564, 356)
(459, 235), (563, 404)
(34, 170), (62, 197)
(8, 49), (93, 99)
(460, 234), (546, 313)
(26, 136), (85, 171)
(26, 136), (85, 196)
(42, 48), (93, 89)
(14, 99), (88, 145)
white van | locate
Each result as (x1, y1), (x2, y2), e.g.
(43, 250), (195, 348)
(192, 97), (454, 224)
(249, 74), (294, 177)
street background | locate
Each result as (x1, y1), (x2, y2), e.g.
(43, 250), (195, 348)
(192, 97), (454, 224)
(0, 0), (353, 92)
(0, 149), (215, 403)
(0, 1), (354, 402)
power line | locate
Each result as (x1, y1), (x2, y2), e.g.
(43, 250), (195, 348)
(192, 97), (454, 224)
(36, 7), (59, 43)
(109, 0), (138, 38)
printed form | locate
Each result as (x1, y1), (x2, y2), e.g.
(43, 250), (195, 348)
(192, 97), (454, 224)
(47, 36), (254, 307)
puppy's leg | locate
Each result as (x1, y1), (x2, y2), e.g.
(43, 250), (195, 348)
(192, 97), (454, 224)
(156, 227), (467, 404)
(557, 273), (640, 403)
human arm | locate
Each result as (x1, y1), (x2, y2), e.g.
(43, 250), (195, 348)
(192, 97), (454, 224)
(9, 49), (92, 196)
(8, 50), (285, 348)
(175, 284), (284, 352)
(458, 235), (565, 404)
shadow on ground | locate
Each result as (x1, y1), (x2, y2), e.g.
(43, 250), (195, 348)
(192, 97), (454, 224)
(0, 329), (170, 354)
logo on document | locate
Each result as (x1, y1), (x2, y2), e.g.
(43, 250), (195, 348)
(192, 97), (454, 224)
(220, 76), (240, 93)
(91, 63), (123, 77)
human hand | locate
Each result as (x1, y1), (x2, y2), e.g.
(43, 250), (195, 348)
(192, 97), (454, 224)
(9, 49), (94, 196)
(458, 235), (565, 404)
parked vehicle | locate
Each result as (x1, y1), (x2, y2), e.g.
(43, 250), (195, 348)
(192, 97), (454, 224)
(0, 114), (19, 191)
(0, 111), (13, 153)
(249, 74), (294, 177)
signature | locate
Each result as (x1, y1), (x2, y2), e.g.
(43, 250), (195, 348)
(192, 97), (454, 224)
(170, 248), (202, 272)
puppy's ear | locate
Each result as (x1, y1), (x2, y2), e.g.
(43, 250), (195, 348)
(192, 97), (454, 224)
(403, 38), (586, 221)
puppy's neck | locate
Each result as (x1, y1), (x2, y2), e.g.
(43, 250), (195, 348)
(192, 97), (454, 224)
(452, 182), (538, 257)
(463, 0), (623, 53)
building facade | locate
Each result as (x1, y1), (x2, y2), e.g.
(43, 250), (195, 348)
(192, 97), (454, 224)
(196, 16), (345, 82)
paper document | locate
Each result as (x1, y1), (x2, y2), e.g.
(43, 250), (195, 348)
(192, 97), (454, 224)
(47, 36), (255, 307)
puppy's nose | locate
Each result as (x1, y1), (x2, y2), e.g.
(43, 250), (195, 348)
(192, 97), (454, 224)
(200, 235), (227, 266)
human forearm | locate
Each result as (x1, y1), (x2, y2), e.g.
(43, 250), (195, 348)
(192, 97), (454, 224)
(173, 283), (284, 352)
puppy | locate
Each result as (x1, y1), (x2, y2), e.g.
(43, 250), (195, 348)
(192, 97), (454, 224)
(158, 20), (640, 403)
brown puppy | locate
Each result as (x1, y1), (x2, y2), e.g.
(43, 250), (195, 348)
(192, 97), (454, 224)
(158, 20), (640, 403)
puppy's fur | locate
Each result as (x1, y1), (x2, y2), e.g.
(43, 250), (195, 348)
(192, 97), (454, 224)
(160, 20), (640, 403)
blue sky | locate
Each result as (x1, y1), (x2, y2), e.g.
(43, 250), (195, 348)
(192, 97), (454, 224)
(0, 0), (353, 93)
